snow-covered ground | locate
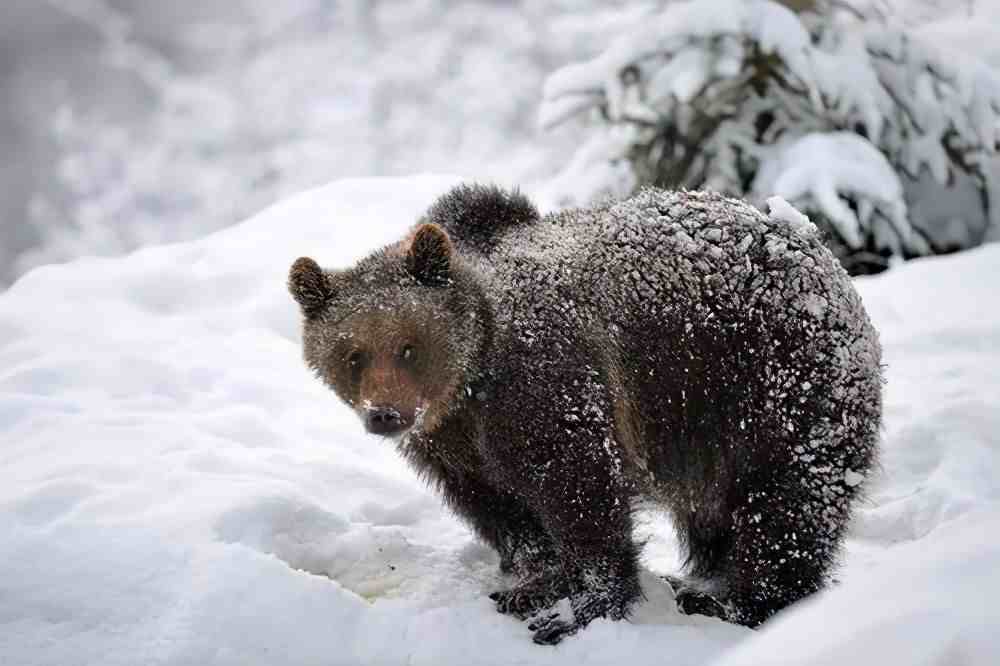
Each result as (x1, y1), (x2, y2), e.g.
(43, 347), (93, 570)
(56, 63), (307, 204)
(1, 176), (998, 665)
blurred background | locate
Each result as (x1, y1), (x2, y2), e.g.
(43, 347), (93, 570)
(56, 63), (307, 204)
(1, 0), (997, 288)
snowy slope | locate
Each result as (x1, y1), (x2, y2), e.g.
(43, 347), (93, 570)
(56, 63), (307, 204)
(1, 176), (998, 665)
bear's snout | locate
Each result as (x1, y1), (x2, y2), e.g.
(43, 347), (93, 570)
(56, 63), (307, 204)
(364, 405), (407, 437)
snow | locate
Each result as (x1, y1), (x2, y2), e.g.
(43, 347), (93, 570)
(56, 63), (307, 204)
(755, 132), (913, 251)
(766, 196), (815, 236)
(2, 175), (1000, 665)
(11, 2), (652, 288)
(916, 5), (1000, 71)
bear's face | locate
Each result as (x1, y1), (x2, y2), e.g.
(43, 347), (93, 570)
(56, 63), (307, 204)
(302, 296), (460, 438)
(289, 224), (480, 439)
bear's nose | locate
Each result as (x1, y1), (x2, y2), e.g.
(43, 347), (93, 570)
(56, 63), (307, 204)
(365, 406), (406, 436)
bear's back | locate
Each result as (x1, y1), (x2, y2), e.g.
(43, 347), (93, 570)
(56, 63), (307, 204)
(426, 185), (873, 378)
(480, 188), (852, 329)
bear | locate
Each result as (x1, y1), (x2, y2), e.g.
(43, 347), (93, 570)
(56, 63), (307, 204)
(288, 184), (882, 644)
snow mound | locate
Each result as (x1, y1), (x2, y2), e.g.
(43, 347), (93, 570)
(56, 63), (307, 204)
(714, 508), (1000, 666)
(2, 176), (999, 665)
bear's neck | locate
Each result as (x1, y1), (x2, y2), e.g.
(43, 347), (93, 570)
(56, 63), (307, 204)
(449, 262), (496, 413)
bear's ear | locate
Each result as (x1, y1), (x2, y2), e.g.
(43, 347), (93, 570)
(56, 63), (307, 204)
(288, 257), (334, 317)
(406, 223), (452, 286)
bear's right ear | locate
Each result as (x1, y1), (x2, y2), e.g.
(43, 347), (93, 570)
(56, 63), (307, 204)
(288, 257), (334, 317)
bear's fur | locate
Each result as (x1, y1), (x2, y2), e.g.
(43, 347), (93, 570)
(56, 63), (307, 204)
(289, 184), (882, 644)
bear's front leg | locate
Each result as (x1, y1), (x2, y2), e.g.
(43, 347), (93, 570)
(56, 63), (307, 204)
(401, 420), (559, 578)
(431, 463), (560, 579)
(496, 522), (564, 577)
(484, 351), (643, 644)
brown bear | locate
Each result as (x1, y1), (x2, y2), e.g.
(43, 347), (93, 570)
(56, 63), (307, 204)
(288, 184), (882, 644)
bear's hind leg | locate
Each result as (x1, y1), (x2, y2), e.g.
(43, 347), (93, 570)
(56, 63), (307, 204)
(720, 478), (840, 627)
(667, 510), (734, 621)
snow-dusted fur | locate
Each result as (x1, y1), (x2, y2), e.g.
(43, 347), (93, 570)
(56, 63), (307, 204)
(290, 184), (883, 644)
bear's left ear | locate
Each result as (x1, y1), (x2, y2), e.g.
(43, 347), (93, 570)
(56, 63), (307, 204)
(406, 223), (452, 286)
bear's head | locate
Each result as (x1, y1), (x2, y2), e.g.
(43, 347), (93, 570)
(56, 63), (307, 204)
(289, 223), (487, 440)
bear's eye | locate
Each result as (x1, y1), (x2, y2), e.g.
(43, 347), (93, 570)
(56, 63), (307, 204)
(346, 350), (368, 382)
(399, 344), (416, 363)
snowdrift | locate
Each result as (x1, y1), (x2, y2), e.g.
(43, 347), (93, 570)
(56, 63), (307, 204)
(1, 176), (998, 665)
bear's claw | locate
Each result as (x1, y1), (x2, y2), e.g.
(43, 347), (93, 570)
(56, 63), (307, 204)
(530, 617), (577, 645)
